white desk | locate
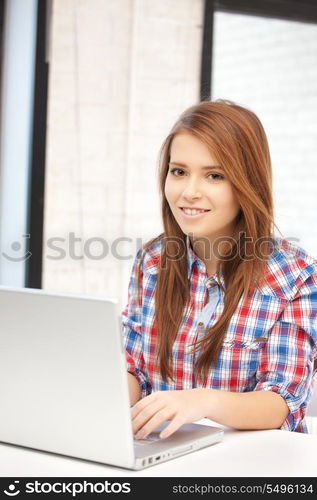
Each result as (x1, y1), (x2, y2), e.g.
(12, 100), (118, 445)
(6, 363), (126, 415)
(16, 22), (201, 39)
(1, 420), (316, 477)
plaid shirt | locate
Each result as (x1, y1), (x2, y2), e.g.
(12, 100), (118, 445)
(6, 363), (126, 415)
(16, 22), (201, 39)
(122, 236), (317, 433)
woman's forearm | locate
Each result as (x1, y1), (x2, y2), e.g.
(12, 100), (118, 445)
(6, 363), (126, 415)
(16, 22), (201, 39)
(127, 372), (141, 406)
(203, 389), (289, 430)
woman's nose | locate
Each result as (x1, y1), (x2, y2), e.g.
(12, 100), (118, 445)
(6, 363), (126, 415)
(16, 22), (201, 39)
(182, 178), (202, 199)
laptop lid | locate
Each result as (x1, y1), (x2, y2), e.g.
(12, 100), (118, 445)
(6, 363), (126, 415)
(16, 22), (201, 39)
(0, 286), (135, 469)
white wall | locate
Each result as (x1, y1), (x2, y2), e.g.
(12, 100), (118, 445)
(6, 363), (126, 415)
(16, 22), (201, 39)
(43, 0), (203, 312)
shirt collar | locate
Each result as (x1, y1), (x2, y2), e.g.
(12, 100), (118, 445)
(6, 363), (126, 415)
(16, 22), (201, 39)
(186, 235), (226, 289)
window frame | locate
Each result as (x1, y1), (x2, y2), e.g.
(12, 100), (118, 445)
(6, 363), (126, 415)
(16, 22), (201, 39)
(200, 0), (317, 101)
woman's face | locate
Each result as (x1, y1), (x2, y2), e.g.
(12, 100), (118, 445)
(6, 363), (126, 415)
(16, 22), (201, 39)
(164, 131), (241, 242)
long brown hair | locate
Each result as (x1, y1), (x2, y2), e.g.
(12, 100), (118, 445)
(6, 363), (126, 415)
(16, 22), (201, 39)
(140, 100), (279, 382)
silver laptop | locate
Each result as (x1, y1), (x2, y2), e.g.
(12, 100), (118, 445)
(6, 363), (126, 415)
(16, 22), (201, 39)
(0, 286), (223, 470)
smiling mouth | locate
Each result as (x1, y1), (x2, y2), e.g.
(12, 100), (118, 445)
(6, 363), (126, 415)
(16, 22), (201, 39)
(179, 207), (211, 217)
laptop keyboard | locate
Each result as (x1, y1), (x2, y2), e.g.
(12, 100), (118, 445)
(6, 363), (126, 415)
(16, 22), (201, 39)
(133, 435), (161, 446)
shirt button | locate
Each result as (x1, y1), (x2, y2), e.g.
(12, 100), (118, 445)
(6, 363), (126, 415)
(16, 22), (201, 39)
(198, 322), (205, 328)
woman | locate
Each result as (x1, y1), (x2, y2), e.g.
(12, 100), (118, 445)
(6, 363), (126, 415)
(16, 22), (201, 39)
(122, 99), (317, 440)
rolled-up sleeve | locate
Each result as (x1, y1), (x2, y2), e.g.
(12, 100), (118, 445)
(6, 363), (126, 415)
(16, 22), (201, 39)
(254, 265), (317, 432)
(121, 249), (152, 399)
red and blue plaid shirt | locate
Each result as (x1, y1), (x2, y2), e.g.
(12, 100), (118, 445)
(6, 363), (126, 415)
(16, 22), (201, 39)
(122, 236), (317, 433)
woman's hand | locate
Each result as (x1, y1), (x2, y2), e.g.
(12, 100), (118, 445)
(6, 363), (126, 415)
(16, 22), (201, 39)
(131, 388), (211, 439)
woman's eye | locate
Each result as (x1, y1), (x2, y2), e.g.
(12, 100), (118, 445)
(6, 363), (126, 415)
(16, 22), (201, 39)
(170, 168), (184, 176)
(169, 168), (224, 180)
(208, 173), (224, 180)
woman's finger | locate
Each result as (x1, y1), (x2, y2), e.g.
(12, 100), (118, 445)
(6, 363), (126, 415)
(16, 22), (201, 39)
(131, 392), (159, 420)
(132, 400), (165, 435)
(159, 415), (184, 439)
(135, 407), (174, 439)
